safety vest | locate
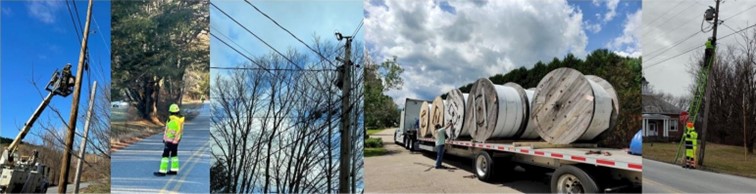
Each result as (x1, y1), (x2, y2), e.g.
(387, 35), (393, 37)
(705, 40), (714, 49)
(684, 129), (697, 149)
(165, 115), (185, 140)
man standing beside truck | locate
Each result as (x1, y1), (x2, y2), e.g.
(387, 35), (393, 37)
(435, 122), (451, 169)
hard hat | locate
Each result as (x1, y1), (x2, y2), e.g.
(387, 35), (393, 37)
(169, 104), (180, 113)
(687, 122), (694, 129)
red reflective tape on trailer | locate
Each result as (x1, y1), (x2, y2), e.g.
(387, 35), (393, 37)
(485, 145), (492, 148)
(519, 149), (529, 154)
(535, 151), (545, 155)
(571, 156), (586, 161)
(596, 159), (615, 166)
(497, 146), (505, 150)
(551, 153), (563, 158)
(628, 163), (642, 170)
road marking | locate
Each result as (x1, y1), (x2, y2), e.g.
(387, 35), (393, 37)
(170, 141), (211, 192)
(643, 177), (685, 194)
(159, 140), (211, 193)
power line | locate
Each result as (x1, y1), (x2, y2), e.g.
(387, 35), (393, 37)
(209, 33), (270, 74)
(65, 0), (82, 42)
(645, 23), (756, 69)
(645, 31), (701, 61)
(210, 2), (303, 70)
(243, 0), (336, 66)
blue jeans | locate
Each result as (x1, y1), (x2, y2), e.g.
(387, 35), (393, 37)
(435, 145), (445, 168)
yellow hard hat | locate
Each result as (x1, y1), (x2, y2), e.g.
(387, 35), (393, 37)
(169, 104), (180, 113)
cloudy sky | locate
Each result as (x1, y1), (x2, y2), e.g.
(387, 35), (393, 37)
(365, 0), (642, 106)
(643, 0), (756, 96)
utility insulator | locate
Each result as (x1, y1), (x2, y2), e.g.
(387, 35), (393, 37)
(704, 6), (716, 21)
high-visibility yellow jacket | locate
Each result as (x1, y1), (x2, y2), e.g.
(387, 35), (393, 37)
(164, 115), (185, 143)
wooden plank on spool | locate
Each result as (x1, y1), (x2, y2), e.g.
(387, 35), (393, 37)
(520, 88), (540, 139)
(586, 75), (620, 132)
(532, 68), (595, 144)
(419, 101), (432, 137)
(431, 96), (445, 138)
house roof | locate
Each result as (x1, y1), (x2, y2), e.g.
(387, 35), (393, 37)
(642, 94), (682, 115)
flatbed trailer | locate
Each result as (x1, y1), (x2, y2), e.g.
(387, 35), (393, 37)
(407, 136), (642, 193)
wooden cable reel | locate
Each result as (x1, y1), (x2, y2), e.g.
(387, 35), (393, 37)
(419, 101), (432, 137)
(445, 89), (468, 139)
(531, 68), (617, 144)
(430, 96), (446, 138)
(465, 78), (529, 142)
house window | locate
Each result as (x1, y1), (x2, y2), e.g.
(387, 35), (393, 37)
(670, 119), (678, 132)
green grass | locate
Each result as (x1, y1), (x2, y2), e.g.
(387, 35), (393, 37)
(645, 142), (756, 178)
(365, 148), (388, 157)
(367, 128), (387, 136)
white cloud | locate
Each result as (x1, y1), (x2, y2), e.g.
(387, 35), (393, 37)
(365, 0), (588, 106)
(608, 9), (641, 58)
(27, 1), (62, 24)
(603, 0), (620, 22)
(585, 21), (602, 33)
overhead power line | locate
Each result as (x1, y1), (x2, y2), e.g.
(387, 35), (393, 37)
(210, 2), (303, 70)
(644, 23), (756, 69)
(243, 0), (336, 66)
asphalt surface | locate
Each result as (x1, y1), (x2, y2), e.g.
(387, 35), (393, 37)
(46, 182), (90, 193)
(111, 102), (211, 193)
(643, 159), (756, 193)
(364, 128), (550, 193)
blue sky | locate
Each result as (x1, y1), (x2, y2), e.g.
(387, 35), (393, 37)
(365, 0), (642, 106)
(1, 1), (111, 143)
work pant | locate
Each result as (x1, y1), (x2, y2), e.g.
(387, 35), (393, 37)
(159, 141), (180, 173)
(435, 145), (445, 168)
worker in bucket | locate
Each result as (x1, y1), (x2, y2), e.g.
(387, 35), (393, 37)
(435, 122), (451, 169)
(155, 103), (185, 176)
(683, 122), (698, 169)
(704, 37), (715, 67)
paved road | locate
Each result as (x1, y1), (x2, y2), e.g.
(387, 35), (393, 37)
(46, 182), (90, 193)
(643, 159), (756, 193)
(111, 102), (211, 193)
(364, 128), (550, 193)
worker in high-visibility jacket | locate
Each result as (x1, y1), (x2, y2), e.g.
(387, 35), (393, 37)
(704, 37), (715, 67)
(684, 122), (699, 169)
(154, 104), (185, 176)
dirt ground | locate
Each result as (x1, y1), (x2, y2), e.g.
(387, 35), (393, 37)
(364, 128), (550, 193)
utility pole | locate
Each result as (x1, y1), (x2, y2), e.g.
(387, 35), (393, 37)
(699, 0), (721, 167)
(336, 31), (353, 193)
(59, 0), (93, 192)
(74, 81), (96, 193)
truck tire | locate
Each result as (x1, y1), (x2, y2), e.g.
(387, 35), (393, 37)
(475, 152), (500, 182)
(550, 165), (600, 193)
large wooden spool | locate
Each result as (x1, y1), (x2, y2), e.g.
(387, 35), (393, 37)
(430, 96), (446, 138)
(586, 75), (620, 133)
(464, 78), (529, 142)
(419, 101), (432, 137)
(531, 68), (616, 144)
(445, 89), (468, 139)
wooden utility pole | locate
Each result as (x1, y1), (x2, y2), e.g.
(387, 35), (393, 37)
(339, 34), (353, 193)
(74, 81), (96, 193)
(59, 0), (93, 192)
(699, 0), (721, 167)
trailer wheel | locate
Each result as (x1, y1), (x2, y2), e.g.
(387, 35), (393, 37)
(475, 152), (501, 182)
(551, 165), (599, 194)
